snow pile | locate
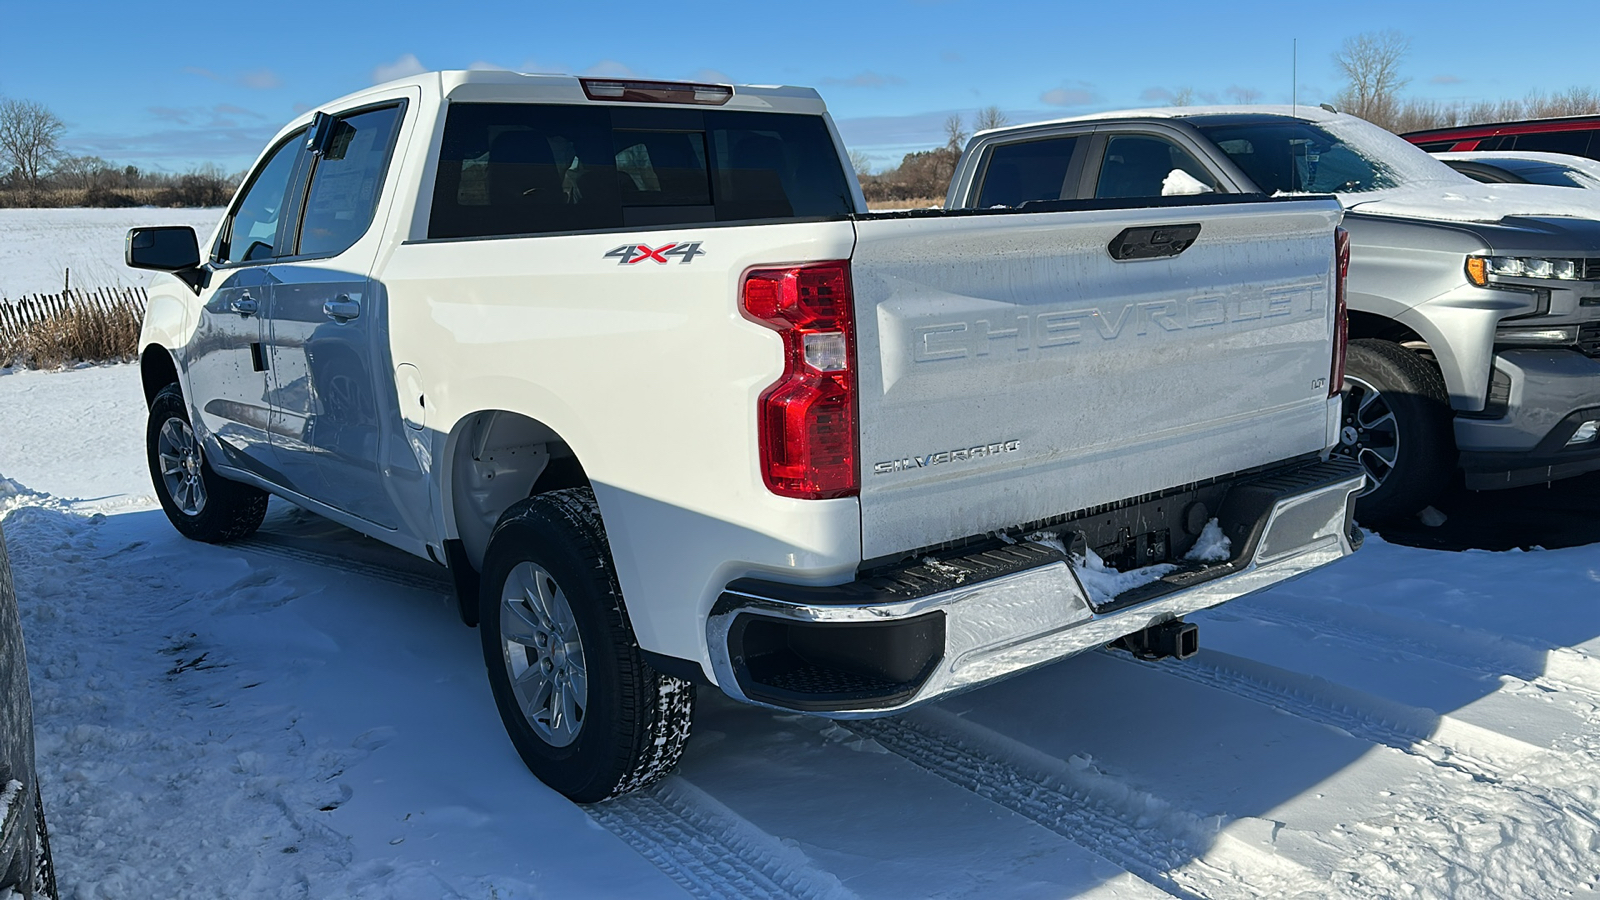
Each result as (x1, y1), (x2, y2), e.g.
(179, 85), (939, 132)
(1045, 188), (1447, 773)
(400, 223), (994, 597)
(0, 207), (222, 299)
(0, 778), (21, 831)
(1343, 182), (1600, 225)
(1069, 547), (1176, 606)
(1028, 530), (1178, 606)
(1183, 518), (1232, 563)
(1161, 169), (1213, 196)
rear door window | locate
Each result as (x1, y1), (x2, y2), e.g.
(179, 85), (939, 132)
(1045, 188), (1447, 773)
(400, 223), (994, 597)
(975, 137), (1081, 207)
(1094, 134), (1218, 199)
(429, 103), (854, 239)
(296, 104), (405, 258)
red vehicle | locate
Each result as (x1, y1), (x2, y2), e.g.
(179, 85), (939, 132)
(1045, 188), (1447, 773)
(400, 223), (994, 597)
(1403, 115), (1600, 160)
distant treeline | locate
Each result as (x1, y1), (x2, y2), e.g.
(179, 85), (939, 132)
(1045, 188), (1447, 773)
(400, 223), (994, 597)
(0, 162), (240, 209)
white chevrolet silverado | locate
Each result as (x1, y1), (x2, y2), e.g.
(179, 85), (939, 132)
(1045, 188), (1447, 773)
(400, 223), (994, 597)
(128, 71), (1363, 801)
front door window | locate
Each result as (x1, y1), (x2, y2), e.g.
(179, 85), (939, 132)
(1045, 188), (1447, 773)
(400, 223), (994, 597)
(218, 132), (303, 265)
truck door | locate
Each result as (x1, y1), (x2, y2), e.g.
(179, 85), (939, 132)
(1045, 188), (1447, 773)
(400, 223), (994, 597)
(185, 129), (305, 480)
(266, 101), (408, 530)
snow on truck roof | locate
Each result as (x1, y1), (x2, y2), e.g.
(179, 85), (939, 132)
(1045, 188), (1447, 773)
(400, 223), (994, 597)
(973, 104), (1342, 138)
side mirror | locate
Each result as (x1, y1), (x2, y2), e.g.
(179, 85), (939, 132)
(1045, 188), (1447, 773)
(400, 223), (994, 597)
(126, 226), (201, 273)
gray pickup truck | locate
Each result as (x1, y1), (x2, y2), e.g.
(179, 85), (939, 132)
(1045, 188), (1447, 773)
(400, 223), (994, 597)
(951, 106), (1600, 520)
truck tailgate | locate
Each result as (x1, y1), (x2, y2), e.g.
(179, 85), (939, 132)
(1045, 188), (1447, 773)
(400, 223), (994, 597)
(851, 199), (1344, 561)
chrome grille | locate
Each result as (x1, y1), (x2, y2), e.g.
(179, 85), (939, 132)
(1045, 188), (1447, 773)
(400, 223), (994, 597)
(1585, 258), (1600, 281)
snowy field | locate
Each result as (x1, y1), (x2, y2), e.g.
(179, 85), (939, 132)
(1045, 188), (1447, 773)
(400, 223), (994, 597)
(3, 363), (1600, 899)
(0, 208), (223, 300)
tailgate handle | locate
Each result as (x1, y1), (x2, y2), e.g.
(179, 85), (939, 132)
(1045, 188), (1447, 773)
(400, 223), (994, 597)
(1108, 224), (1202, 261)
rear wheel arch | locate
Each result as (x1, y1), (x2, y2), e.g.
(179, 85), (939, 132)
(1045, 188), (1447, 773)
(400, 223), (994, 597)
(444, 410), (593, 573)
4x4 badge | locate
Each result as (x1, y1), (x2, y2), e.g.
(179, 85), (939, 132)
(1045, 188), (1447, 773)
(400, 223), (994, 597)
(604, 242), (706, 265)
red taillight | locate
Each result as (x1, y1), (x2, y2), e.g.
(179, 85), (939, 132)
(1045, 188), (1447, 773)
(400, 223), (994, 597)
(741, 262), (858, 499)
(1331, 226), (1351, 398)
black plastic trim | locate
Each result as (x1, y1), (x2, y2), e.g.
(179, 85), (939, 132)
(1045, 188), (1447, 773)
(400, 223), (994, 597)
(640, 649), (712, 686)
(443, 539), (480, 627)
(1460, 406), (1600, 489)
(720, 610), (946, 712)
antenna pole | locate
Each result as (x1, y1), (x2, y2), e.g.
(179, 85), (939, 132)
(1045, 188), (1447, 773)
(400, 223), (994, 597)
(1293, 38), (1298, 115)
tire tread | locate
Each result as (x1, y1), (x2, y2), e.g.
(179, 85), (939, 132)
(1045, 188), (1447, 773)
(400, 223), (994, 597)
(483, 488), (694, 802)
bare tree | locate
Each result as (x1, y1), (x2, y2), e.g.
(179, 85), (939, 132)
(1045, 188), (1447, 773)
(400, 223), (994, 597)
(0, 98), (66, 194)
(1333, 30), (1411, 126)
(1227, 86), (1263, 105)
(1171, 87), (1195, 107)
(1390, 85), (1600, 134)
(848, 149), (873, 177)
(943, 113), (968, 152)
(974, 105), (1008, 133)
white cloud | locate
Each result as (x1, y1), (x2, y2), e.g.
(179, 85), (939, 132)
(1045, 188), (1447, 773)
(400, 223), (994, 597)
(822, 72), (904, 89)
(239, 68), (282, 90)
(1040, 85), (1095, 107)
(584, 60), (641, 78)
(373, 53), (426, 85)
(1431, 74), (1464, 85)
(687, 68), (733, 85)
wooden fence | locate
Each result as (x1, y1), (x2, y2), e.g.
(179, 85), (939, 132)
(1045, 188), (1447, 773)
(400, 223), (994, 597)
(0, 286), (148, 368)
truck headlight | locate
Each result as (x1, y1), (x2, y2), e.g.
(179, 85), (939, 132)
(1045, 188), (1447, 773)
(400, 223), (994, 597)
(1494, 324), (1580, 347)
(1468, 256), (1583, 286)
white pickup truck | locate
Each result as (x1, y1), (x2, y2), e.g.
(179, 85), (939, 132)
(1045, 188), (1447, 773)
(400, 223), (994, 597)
(128, 71), (1362, 802)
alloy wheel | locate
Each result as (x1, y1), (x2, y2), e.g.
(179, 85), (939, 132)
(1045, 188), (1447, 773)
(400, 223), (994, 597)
(500, 561), (589, 748)
(156, 417), (208, 516)
(1336, 375), (1401, 497)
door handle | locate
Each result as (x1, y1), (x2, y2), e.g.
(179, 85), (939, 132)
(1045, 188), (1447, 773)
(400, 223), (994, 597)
(230, 295), (258, 317)
(1107, 224), (1203, 261)
(323, 295), (361, 322)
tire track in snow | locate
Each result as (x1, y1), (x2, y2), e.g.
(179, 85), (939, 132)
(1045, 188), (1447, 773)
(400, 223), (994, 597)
(1111, 648), (1600, 895)
(1228, 603), (1600, 699)
(1111, 648), (1600, 837)
(848, 710), (1323, 900)
(1102, 648), (1550, 782)
(586, 777), (857, 900)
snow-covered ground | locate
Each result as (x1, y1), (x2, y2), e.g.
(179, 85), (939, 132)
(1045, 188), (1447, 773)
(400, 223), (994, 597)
(3, 364), (1600, 899)
(0, 208), (223, 300)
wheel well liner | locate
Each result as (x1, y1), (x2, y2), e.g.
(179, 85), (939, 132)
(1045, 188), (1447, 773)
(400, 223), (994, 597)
(1347, 311), (1428, 349)
(447, 410), (589, 573)
(140, 345), (180, 406)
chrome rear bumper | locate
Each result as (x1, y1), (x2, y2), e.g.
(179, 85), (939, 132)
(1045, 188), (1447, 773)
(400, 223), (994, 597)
(708, 461), (1364, 717)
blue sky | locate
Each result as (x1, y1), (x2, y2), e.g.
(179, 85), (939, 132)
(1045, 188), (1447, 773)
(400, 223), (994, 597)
(3, 0), (1597, 174)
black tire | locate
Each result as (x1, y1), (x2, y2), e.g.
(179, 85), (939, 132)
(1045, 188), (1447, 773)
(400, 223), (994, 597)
(32, 789), (57, 900)
(1337, 339), (1455, 523)
(146, 384), (269, 543)
(479, 488), (694, 803)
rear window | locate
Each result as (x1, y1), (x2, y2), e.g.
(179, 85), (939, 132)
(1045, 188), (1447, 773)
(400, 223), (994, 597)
(429, 103), (854, 239)
(976, 137), (1079, 207)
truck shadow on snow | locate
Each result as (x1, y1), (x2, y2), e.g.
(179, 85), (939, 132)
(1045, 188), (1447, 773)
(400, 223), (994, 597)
(13, 498), (1600, 896)
(1368, 469), (1600, 552)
